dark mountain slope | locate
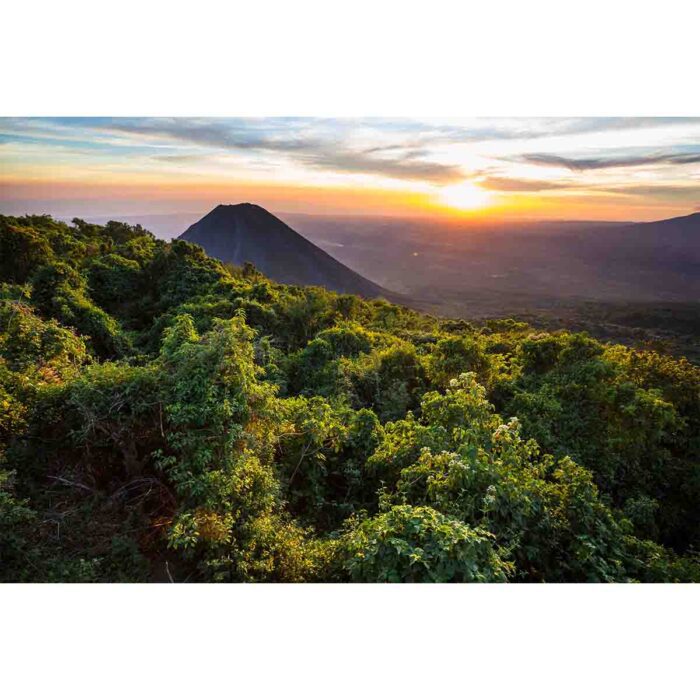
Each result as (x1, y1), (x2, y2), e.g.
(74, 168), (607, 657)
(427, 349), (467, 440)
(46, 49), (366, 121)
(587, 212), (700, 273)
(550, 212), (700, 300)
(179, 204), (391, 298)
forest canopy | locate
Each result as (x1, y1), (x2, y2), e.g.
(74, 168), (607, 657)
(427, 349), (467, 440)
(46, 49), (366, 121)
(0, 213), (698, 582)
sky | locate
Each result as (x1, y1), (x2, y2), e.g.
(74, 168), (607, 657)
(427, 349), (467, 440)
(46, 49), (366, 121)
(1, 117), (700, 221)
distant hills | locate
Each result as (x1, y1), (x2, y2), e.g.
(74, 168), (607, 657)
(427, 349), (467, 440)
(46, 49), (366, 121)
(284, 210), (700, 306)
(581, 212), (700, 281)
(179, 204), (390, 298)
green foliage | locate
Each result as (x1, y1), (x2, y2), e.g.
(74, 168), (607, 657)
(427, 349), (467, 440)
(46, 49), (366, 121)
(0, 219), (54, 283)
(0, 214), (697, 582)
(498, 332), (700, 549)
(275, 397), (384, 530)
(369, 374), (643, 581)
(0, 298), (87, 375)
(343, 342), (428, 421)
(87, 254), (142, 312)
(0, 469), (37, 580)
(31, 262), (129, 358)
(340, 505), (512, 582)
(426, 335), (490, 388)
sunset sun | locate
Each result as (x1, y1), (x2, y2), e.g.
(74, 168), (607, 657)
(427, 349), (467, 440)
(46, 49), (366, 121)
(439, 181), (491, 210)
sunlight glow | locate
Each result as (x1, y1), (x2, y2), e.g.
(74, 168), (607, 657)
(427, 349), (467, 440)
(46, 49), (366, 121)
(438, 181), (491, 210)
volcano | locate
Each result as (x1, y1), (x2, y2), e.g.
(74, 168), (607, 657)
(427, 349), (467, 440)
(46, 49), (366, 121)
(179, 203), (390, 298)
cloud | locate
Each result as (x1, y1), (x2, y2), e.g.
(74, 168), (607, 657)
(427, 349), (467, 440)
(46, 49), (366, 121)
(535, 117), (700, 138)
(5, 116), (700, 189)
(518, 151), (700, 171)
(297, 149), (462, 184)
(594, 184), (700, 200)
(151, 154), (208, 163)
(479, 176), (573, 192)
(24, 116), (700, 184)
(103, 118), (318, 152)
(98, 118), (463, 183)
(358, 117), (700, 147)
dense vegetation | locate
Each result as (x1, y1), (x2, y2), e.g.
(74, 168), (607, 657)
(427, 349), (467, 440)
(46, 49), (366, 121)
(1, 214), (698, 582)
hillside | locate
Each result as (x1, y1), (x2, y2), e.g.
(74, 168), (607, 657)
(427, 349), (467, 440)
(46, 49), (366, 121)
(1, 213), (699, 583)
(179, 203), (391, 298)
(582, 212), (700, 283)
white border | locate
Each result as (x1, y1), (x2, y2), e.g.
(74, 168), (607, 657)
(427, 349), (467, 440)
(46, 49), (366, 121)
(1, 584), (697, 699)
(2, 0), (700, 116)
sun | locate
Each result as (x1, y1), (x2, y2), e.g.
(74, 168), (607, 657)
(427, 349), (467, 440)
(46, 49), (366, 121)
(439, 181), (491, 211)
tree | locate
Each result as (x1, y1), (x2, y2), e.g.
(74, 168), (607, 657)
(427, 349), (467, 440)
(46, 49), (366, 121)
(340, 505), (512, 583)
